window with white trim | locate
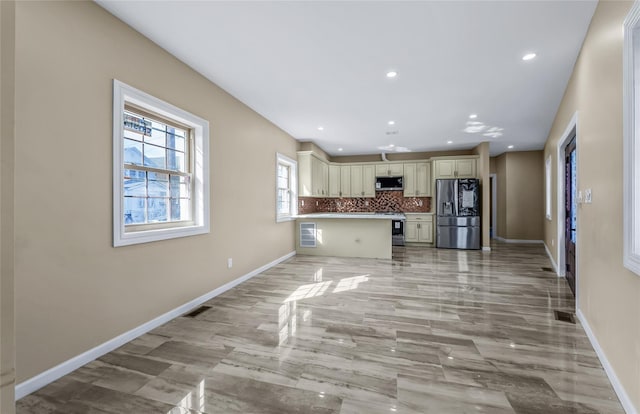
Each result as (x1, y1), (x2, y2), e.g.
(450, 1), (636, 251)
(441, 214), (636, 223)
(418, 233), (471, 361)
(113, 80), (210, 246)
(623, 4), (640, 275)
(276, 153), (297, 222)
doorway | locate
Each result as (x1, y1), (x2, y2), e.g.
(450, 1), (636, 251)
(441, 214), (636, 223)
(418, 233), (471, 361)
(564, 136), (577, 295)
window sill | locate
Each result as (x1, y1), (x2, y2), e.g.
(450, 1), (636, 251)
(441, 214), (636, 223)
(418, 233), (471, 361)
(114, 223), (209, 247)
(276, 216), (296, 223)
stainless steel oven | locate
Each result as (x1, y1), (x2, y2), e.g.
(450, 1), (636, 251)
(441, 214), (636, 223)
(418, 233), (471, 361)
(392, 219), (405, 246)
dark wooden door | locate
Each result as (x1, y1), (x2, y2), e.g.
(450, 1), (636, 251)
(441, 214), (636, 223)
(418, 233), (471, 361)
(564, 137), (577, 295)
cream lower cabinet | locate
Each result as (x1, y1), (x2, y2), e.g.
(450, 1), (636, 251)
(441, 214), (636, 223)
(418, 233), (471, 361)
(433, 158), (477, 179)
(404, 162), (431, 197)
(404, 214), (433, 243)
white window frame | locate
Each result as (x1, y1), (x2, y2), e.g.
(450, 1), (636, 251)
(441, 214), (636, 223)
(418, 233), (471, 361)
(545, 155), (552, 220)
(276, 153), (297, 222)
(624, 3), (640, 275)
(113, 80), (210, 246)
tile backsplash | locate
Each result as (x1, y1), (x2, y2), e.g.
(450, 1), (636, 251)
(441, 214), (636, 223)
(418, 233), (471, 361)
(299, 191), (431, 214)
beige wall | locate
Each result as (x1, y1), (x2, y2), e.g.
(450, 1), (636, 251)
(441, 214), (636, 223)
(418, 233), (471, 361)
(472, 142), (490, 249)
(0, 1), (16, 412)
(495, 154), (507, 239)
(493, 151), (543, 240)
(14, 1), (298, 383)
(505, 151), (544, 240)
(543, 1), (639, 410)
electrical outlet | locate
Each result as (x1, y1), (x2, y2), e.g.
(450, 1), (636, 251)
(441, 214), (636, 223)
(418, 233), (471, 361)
(365, 201), (369, 206)
(585, 188), (592, 204)
(227, 258), (233, 268)
(301, 200), (304, 206)
(316, 201), (319, 206)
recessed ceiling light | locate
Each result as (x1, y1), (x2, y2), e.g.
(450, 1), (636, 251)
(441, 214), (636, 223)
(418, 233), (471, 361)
(469, 114), (478, 119)
(337, 148), (343, 152)
(317, 126), (324, 131)
(447, 140), (453, 144)
(386, 71), (397, 78)
(388, 120), (395, 126)
(508, 145), (514, 149)
(389, 144), (395, 148)
(522, 53), (536, 61)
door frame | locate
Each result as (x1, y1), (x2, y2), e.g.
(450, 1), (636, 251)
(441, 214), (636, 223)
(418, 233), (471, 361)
(556, 112), (579, 304)
(490, 173), (497, 239)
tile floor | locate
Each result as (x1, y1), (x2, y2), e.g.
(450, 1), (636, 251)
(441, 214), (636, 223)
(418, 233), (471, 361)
(17, 244), (624, 413)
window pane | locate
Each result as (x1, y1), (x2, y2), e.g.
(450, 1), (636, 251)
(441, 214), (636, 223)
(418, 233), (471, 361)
(144, 144), (166, 169)
(146, 127), (166, 147)
(148, 172), (169, 197)
(167, 131), (185, 152)
(278, 188), (290, 214)
(124, 169), (146, 197)
(124, 197), (145, 224)
(170, 175), (189, 198)
(167, 149), (185, 172)
(124, 129), (144, 142)
(168, 126), (186, 138)
(124, 139), (143, 165)
(170, 198), (190, 221)
(147, 198), (168, 222)
(124, 113), (151, 135)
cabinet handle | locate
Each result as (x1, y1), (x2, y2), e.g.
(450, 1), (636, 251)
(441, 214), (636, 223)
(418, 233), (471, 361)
(418, 224), (421, 229)
(361, 191), (364, 196)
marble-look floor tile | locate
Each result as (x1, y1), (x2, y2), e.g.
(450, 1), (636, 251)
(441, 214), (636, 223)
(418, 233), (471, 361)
(17, 244), (625, 413)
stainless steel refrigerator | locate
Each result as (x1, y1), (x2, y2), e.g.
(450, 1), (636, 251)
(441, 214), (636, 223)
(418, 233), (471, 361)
(436, 179), (480, 249)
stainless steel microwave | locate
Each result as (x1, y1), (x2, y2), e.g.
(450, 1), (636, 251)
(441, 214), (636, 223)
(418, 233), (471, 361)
(375, 176), (403, 190)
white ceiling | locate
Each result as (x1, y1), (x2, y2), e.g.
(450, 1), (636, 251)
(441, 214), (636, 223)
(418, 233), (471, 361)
(97, 1), (597, 157)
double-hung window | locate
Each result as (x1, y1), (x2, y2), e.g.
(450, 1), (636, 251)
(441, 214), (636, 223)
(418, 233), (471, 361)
(276, 153), (297, 222)
(113, 80), (210, 246)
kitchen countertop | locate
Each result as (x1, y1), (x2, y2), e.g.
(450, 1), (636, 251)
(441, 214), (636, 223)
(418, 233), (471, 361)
(296, 212), (406, 220)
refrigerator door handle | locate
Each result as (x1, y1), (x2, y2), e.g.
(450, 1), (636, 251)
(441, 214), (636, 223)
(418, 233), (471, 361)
(453, 179), (459, 217)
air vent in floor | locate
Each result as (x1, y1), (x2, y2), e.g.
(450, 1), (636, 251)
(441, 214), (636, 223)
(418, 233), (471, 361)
(553, 310), (576, 324)
(183, 305), (211, 318)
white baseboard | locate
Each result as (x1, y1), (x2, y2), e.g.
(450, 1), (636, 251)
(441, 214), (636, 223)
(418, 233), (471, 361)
(576, 309), (637, 414)
(493, 236), (544, 244)
(15, 251), (296, 400)
(543, 242), (560, 276)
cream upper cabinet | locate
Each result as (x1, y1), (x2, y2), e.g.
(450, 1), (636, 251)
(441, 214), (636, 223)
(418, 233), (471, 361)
(297, 152), (329, 197)
(375, 163), (403, 177)
(349, 165), (375, 198)
(362, 165), (376, 197)
(340, 165), (351, 197)
(404, 162), (431, 197)
(329, 164), (340, 198)
(350, 165), (363, 197)
(433, 158), (477, 179)
(403, 163), (416, 197)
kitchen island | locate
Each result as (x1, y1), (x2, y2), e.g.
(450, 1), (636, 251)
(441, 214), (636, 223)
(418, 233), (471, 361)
(295, 213), (405, 259)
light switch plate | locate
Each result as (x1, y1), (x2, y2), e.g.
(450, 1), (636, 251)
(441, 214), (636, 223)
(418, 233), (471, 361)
(585, 188), (592, 204)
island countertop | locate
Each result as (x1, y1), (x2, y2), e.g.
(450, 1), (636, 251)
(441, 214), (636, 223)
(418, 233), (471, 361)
(296, 212), (406, 220)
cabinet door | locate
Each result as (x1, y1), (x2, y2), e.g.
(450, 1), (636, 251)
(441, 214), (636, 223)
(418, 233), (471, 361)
(405, 221), (419, 242)
(416, 162), (431, 196)
(403, 163), (416, 197)
(321, 161), (329, 196)
(362, 165), (376, 197)
(350, 165), (363, 197)
(389, 163), (404, 176)
(456, 159), (476, 178)
(375, 164), (389, 177)
(418, 222), (433, 243)
(340, 165), (351, 197)
(297, 153), (313, 197)
(329, 165), (340, 197)
(434, 160), (456, 178)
